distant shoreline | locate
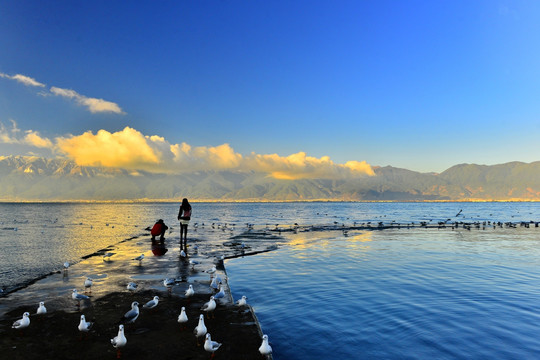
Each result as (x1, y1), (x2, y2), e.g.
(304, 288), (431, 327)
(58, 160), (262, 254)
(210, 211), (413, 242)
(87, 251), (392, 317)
(2, 199), (540, 204)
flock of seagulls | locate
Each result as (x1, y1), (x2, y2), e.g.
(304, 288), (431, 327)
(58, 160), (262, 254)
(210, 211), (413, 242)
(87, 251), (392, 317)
(9, 233), (273, 359)
(10, 264), (271, 358)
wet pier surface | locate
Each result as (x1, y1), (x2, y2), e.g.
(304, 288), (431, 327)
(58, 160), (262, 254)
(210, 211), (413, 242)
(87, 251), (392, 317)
(0, 230), (276, 359)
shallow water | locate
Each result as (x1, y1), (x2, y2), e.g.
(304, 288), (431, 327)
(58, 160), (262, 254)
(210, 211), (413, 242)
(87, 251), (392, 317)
(2, 202), (540, 359)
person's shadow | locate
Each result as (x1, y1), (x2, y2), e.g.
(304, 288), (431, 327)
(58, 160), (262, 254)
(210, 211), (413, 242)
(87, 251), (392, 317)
(151, 240), (168, 256)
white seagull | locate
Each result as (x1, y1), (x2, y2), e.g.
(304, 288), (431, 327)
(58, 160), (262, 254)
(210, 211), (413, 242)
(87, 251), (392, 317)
(103, 252), (115, 260)
(78, 314), (93, 332)
(259, 334), (273, 358)
(12, 312), (30, 329)
(143, 295), (159, 309)
(133, 254), (145, 262)
(72, 289), (90, 305)
(213, 285), (225, 301)
(36, 301), (47, 315)
(204, 333), (222, 357)
(193, 314), (207, 345)
(163, 278), (175, 292)
(185, 284), (195, 298)
(127, 282), (138, 292)
(84, 277), (93, 293)
(177, 306), (188, 328)
(236, 295), (248, 307)
(111, 324), (127, 357)
(206, 265), (217, 274)
(189, 259), (200, 269)
(210, 276), (219, 290)
(121, 301), (140, 324)
(201, 296), (217, 318)
(180, 249), (186, 258)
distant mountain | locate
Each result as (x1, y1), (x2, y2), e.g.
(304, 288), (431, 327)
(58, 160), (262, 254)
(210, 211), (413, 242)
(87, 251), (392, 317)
(1, 155), (540, 201)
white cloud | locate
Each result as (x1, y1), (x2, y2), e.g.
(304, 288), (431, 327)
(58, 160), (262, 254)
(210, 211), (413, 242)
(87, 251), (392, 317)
(0, 72), (46, 87)
(0, 71), (125, 115)
(50, 86), (125, 114)
(0, 120), (54, 149)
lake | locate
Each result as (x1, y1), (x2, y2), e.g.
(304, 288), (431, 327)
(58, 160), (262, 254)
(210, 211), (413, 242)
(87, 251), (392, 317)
(1, 201), (540, 359)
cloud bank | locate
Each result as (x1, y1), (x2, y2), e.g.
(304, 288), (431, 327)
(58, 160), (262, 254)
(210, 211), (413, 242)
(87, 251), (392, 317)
(0, 72), (124, 114)
(1, 123), (374, 180)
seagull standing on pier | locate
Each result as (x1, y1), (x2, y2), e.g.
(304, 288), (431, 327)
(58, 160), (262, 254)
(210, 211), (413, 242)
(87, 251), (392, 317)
(72, 289), (89, 306)
(177, 306), (188, 329)
(143, 296), (159, 310)
(78, 314), (93, 334)
(36, 301), (47, 315)
(111, 324), (127, 357)
(204, 333), (222, 358)
(201, 296), (216, 318)
(184, 284), (195, 303)
(121, 301), (140, 324)
(236, 295), (248, 307)
(84, 277), (93, 293)
(194, 314), (207, 346)
(127, 282), (138, 293)
(259, 334), (273, 358)
(213, 285), (225, 301)
(163, 278), (175, 293)
(12, 312), (30, 330)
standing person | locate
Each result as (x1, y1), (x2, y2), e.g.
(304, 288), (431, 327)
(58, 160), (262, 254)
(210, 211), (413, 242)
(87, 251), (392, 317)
(178, 198), (192, 251)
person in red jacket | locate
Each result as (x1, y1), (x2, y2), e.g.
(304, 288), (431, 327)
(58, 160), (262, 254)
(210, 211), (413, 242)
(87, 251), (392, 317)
(151, 219), (168, 242)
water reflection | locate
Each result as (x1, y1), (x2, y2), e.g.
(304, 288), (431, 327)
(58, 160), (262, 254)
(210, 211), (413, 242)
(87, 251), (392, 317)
(151, 241), (168, 256)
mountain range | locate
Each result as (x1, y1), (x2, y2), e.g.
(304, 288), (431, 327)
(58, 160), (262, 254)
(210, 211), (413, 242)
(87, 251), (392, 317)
(2, 155), (540, 201)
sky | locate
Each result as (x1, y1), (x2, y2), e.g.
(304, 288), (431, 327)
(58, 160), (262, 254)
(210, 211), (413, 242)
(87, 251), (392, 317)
(1, 0), (540, 177)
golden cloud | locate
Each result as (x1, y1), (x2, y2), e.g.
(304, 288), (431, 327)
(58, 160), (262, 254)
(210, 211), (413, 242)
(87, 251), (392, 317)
(7, 125), (374, 179)
(24, 131), (53, 148)
(56, 127), (160, 169)
(245, 152), (374, 179)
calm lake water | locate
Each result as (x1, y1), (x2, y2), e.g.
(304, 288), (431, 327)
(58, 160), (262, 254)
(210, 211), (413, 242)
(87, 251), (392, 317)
(2, 202), (540, 359)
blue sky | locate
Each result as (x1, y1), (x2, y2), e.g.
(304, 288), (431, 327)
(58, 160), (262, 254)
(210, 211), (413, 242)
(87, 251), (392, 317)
(1, 0), (540, 174)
